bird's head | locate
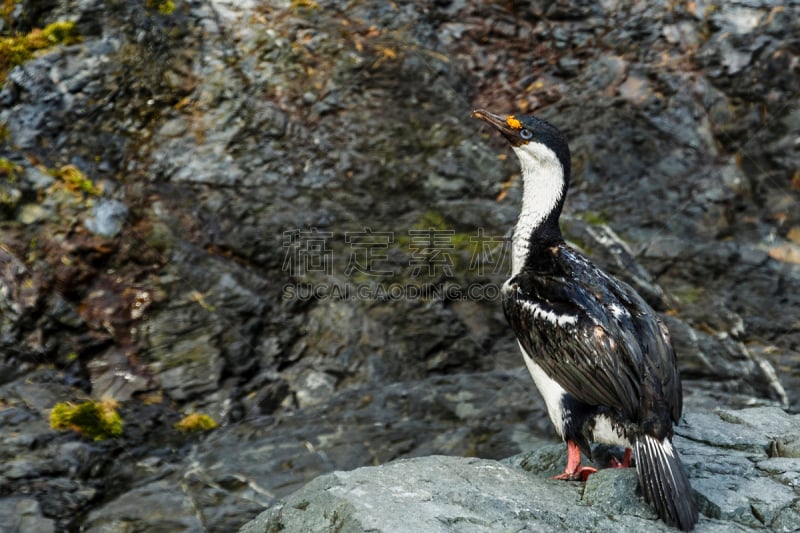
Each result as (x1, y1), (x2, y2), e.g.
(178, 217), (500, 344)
(471, 109), (571, 184)
(472, 109), (572, 246)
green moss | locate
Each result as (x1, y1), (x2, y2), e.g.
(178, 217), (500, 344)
(174, 413), (217, 432)
(25, 236), (37, 263)
(291, 0), (321, 10)
(0, 156), (21, 206)
(674, 286), (705, 305)
(410, 212), (483, 256)
(580, 210), (611, 225)
(146, 0), (175, 15)
(0, 0), (19, 29)
(390, 210), (492, 277)
(38, 21), (80, 45)
(451, 231), (474, 254)
(0, 157), (20, 181)
(50, 399), (123, 440)
(0, 159), (20, 209)
(0, 20), (81, 83)
(53, 164), (101, 195)
(564, 235), (591, 255)
(413, 210), (448, 231)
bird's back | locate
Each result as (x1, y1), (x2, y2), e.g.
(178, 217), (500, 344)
(503, 242), (682, 433)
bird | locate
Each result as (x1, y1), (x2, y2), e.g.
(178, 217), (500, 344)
(472, 109), (699, 531)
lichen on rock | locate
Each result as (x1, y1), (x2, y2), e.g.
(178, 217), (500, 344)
(49, 399), (123, 441)
(174, 412), (217, 432)
(0, 20), (80, 83)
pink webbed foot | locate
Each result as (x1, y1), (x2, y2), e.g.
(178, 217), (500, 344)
(608, 447), (633, 469)
(551, 465), (598, 481)
(550, 440), (598, 481)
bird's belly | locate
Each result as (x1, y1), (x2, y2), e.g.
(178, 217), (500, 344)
(518, 343), (568, 438)
(589, 413), (631, 448)
(518, 343), (633, 448)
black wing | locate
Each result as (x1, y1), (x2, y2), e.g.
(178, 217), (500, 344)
(504, 247), (682, 426)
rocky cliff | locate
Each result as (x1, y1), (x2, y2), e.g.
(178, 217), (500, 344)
(0, 0), (798, 531)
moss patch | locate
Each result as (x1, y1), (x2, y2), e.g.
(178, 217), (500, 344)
(50, 399), (123, 440)
(0, 20), (81, 83)
(53, 164), (101, 196)
(146, 0), (175, 15)
(0, 157), (20, 181)
(394, 210), (488, 274)
(579, 210), (612, 226)
(0, 156), (21, 207)
(174, 412), (218, 432)
(673, 285), (706, 306)
(0, 0), (19, 29)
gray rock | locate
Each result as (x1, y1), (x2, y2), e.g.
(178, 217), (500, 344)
(243, 407), (800, 532)
(83, 198), (128, 237)
(675, 412), (772, 454)
(242, 456), (669, 533)
(693, 475), (795, 527)
(165, 370), (555, 530)
(719, 407), (800, 458)
(81, 480), (203, 532)
(0, 498), (55, 533)
(151, 332), (225, 401)
(582, 467), (657, 520)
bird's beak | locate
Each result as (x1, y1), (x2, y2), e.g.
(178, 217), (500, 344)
(472, 109), (521, 144)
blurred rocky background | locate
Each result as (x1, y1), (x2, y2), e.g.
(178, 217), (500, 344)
(0, 0), (797, 530)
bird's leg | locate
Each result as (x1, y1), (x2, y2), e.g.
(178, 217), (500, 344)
(609, 447), (633, 468)
(551, 440), (597, 481)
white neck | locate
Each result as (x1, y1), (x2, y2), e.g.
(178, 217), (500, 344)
(510, 143), (566, 275)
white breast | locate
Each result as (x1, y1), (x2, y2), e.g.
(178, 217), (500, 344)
(519, 343), (568, 437)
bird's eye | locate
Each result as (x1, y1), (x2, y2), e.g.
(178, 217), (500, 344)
(520, 129), (533, 140)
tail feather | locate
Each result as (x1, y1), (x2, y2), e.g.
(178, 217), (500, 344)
(634, 435), (699, 531)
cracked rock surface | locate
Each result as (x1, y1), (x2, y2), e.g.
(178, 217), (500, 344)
(243, 407), (800, 532)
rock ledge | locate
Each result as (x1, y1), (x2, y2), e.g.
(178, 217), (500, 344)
(241, 407), (800, 532)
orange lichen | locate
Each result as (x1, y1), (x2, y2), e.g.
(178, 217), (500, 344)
(506, 116), (521, 129)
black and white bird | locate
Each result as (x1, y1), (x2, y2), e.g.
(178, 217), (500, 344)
(473, 109), (699, 531)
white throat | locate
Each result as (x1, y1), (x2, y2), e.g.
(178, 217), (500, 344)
(510, 143), (566, 275)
